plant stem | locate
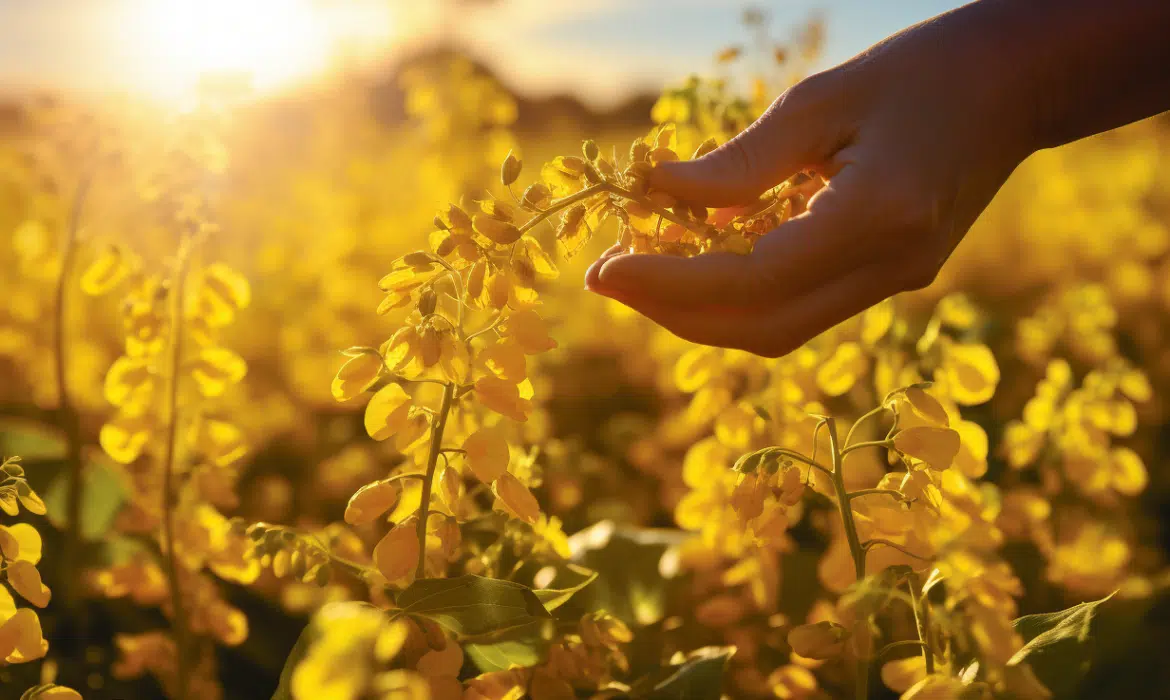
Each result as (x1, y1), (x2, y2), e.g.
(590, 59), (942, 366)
(847, 489), (904, 502)
(57, 171), (93, 622)
(845, 406), (887, 448)
(767, 447), (833, 477)
(827, 420), (869, 700)
(160, 241), (193, 700)
(909, 575), (935, 675)
(517, 184), (609, 235)
(415, 382), (455, 579)
(862, 539), (930, 561)
(840, 439), (893, 457)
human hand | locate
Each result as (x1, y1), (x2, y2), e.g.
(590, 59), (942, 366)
(584, 6), (1039, 357)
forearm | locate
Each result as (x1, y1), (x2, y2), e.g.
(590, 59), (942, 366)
(968, 0), (1170, 151)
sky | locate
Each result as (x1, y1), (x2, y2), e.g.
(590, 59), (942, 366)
(0, 0), (968, 108)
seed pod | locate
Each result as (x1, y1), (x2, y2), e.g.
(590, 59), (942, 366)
(418, 288), (438, 316)
(289, 549), (307, 579)
(466, 261), (487, 302)
(582, 140), (599, 161)
(314, 562), (333, 587)
(500, 150), (522, 186)
(419, 326), (442, 367)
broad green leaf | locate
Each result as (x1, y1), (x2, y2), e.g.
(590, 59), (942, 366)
(44, 452), (128, 540)
(532, 564), (598, 612)
(629, 646), (735, 699)
(0, 420), (67, 461)
(1007, 591), (1161, 699)
(397, 574), (551, 637)
(568, 521), (689, 626)
(464, 618), (555, 673)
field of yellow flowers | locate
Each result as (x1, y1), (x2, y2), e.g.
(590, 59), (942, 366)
(1, 32), (1169, 700)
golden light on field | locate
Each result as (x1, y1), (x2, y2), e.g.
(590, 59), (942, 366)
(125, 0), (394, 101)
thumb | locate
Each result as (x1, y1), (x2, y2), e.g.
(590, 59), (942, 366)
(649, 72), (849, 207)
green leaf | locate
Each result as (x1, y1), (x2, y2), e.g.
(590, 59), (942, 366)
(464, 617), (555, 673)
(532, 564), (598, 612)
(567, 521), (688, 627)
(629, 646), (735, 699)
(0, 419), (67, 461)
(397, 574), (551, 637)
(1008, 593), (1118, 698)
(44, 452), (128, 540)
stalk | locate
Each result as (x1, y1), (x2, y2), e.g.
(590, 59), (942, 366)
(160, 241), (193, 700)
(415, 382), (456, 579)
(827, 420), (869, 700)
(909, 575), (936, 674)
(57, 172), (94, 615)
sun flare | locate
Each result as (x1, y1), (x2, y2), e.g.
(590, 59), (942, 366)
(127, 0), (378, 101)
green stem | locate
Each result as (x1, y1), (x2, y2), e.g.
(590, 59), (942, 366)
(909, 575), (936, 675)
(415, 382), (456, 579)
(604, 183), (716, 236)
(767, 447), (833, 477)
(827, 420), (869, 700)
(160, 240), (193, 700)
(863, 539), (929, 561)
(58, 170), (94, 621)
(841, 439), (893, 457)
(517, 183), (609, 235)
(845, 406), (887, 448)
(847, 489), (904, 502)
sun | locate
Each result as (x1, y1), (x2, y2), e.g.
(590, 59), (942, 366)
(127, 0), (340, 101)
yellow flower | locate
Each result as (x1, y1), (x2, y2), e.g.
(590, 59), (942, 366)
(332, 350), (385, 402)
(345, 480), (401, 526)
(373, 523), (419, 585)
(501, 309), (557, 355)
(493, 472), (540, 524)
(474, 376), (532, 422)
(787, 621), (849, 659)
(463, 427), (510, 483)
(364, 383), (413, 442)
(894, 426), (961, 471)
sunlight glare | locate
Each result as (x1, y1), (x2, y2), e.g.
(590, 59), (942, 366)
(128, 0), (339, 101)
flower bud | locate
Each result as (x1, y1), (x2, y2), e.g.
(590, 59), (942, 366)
(500, 150), (522, 186)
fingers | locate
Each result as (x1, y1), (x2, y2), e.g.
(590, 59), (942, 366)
(584, 243), (625, 289)
(593, 164), (872, 307)
(648, 71), (852, 207)
(599, 240), (930, 357)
